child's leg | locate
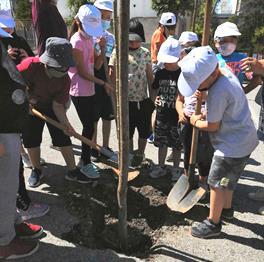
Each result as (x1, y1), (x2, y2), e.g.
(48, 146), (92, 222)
(172, 148), (181, 168)
(158, 146), (168, 165)
(223, 190), (233, 209)
(138, 138), (147, 156)
(92, 122), (98, 143)
(102, 120), (111, 148)
(208, 187), (225, 224)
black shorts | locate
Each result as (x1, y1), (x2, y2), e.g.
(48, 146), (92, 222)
(22, 108), (72, 148)
(179, 122), (214, 176)
(94, 84), (114, 122)
(129, 98), (154, 139)
(154, 107), (182, 149)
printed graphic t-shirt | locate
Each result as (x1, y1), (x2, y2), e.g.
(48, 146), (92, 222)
(152, 68), (181, 109)
(217, 52), (252, 85)
(109, 46), (151, 102)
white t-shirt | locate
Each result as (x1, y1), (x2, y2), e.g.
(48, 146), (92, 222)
(207, 70), (258, 158)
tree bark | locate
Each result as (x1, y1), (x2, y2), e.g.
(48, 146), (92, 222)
(117, 0), (130, 250)
(202, 0), (213, 46)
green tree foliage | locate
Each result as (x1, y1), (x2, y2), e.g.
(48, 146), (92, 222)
(14, 0), (31, 21)
(67, 0), (94, 16)
(234, 0), (264, 54)
(151, 0), (193, 16)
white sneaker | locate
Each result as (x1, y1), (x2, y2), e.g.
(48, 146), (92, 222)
(21, 153), (32, 168)
(18, 203), (50, 221)
(149, 165), (167, 179)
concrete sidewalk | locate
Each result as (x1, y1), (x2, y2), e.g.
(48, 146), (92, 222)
(21, 87), (263, 261)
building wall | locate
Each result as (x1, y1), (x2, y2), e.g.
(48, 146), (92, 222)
(57, 0), (71, 18)
(130, 0), (156, 18)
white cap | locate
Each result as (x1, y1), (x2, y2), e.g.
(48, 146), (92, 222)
(0, 9), (15, 28)
(159, 12), (176, 26)
(94, 0), (113, 12)
(76, 4), (103, 37)
(0, 27), (12, 38)
(214, 22), (241, 39)
(179, 31), (198, 45)
(178, 46), (218, 97)
(157, 38), (181, 64)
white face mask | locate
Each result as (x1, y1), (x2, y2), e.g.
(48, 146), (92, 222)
(217, 43), (236, 56)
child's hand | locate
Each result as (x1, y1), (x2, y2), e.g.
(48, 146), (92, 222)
(98, 37), (106, 49)
(178, 112), (188, 123)
(194, 90), (202, 99)
(0, 144), (6, 157)
(155, 96), (161, 106)
(104, 82), (114, 95)
(63, 122), (76, 137)
(19, 49), (29, 60)
(190, 113), (203, 126)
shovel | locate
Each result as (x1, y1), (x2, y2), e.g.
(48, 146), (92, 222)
(31, 108), (139, 182)
(166, 98), (206, 213)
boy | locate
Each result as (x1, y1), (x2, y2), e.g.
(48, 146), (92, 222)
(214, 22), (261, 93)
(150, 38), (182, 179)
(178, 46), (258, 238)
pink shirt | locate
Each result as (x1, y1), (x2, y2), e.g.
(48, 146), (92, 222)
(69, 32), (95, 97)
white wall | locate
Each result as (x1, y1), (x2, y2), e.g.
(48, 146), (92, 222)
(57, 0), (71, 18)
(130, 0), (157, 18)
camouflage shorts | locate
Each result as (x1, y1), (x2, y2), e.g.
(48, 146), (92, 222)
(154, 107), (182, 149)
(208, 155), (249, 190)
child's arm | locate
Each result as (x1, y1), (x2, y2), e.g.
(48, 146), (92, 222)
(146, 63), (154, 101)
(94, 37), (106, 70)
(190, 114), (220, 132)
(72, 48), (112, 94)
(176, 94), (188, 123)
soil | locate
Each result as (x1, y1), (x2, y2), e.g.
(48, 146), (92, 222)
(59, 159), (209, 259)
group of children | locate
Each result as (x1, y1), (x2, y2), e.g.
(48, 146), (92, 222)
(0, 0), (263, 259)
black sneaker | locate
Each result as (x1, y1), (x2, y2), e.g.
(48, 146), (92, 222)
(28, 168), (43, 188)
(65, 168), (93, 184)
(91, 148), (100, 162)
(221, 207), (234, 220)
(166, 151), (173, 162)
(191, 218), (222, 239)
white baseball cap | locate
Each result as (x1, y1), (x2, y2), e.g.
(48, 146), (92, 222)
(0, 10), (15, 28)
(76, 4), (103, 37)
(0, 27), (12, 38)
(178, 46), (218, 97)
(179, 31), (198, 45)
(94, 0), (113, 12)
(159, 12), (176, 26)
(157, 38), (181, 64)
(214, 22), (241, 39)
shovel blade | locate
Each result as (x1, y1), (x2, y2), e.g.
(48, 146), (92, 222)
(173, 187), (206, 213)
(166, 175), (189, 211)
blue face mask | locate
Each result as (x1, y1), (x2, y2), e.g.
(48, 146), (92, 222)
(102, 20), (111, 31)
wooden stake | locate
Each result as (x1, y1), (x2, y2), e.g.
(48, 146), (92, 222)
(117, 0), (130, 250)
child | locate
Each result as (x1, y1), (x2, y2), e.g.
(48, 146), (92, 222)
(109, 18), (154, 167)
(92, 0), (115, 161)
(178, 46), (258, 238)
(69, 4), (112, 177)
(214, 22), (261, 93)
(149, 38), (182, 179)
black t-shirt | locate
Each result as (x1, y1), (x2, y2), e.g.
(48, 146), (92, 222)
(1, 32), (35, 65)
(152, 68), (181, 109)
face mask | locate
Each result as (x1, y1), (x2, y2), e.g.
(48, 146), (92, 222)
(217, 43), (236, 56)
(102, 20), (111, 31)
(45, 67), (68, 78)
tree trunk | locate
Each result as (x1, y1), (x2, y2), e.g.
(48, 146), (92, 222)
(202, 0), (213, 46)
(191, 0), (199, 32)
(117, 0), (130, 251)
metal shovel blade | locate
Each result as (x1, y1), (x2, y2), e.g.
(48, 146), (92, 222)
(166, 175), (190, 211)
(173, 187), (206, 213)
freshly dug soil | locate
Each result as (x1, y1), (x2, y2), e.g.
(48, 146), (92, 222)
(60, 161), (208, 258)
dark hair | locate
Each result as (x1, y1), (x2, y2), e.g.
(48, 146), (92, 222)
(69, 18), (83, 39)
(165, 24), (176, 31)
(129, 18), (146, 42)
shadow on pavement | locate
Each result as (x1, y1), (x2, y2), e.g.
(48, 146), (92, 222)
(150, 245), (212, 262)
